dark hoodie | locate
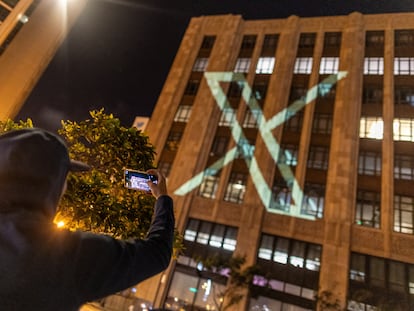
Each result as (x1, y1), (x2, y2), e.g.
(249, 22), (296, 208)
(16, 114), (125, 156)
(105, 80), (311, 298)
(0, 128), (174, 310)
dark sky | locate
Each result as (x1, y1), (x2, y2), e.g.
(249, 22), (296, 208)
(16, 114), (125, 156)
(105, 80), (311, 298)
(16, 0), (414, 131)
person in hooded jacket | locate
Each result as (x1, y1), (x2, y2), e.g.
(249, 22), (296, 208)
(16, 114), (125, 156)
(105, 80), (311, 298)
(0, 128), (174, 310)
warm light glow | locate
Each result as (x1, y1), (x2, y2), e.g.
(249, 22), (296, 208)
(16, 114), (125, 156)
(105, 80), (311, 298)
(56, 221), (65, 228)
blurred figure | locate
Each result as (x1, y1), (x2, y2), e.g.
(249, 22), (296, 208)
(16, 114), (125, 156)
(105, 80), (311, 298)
(0, 128), (174, 310)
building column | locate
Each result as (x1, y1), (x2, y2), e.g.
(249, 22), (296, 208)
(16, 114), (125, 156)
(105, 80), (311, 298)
(317, 12), (365, 310)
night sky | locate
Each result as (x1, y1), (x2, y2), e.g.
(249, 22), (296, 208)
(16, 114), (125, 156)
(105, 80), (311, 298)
(15, 0), (414, 131)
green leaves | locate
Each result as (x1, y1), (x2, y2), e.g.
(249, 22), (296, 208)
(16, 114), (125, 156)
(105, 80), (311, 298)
(57, 109), (157, 238)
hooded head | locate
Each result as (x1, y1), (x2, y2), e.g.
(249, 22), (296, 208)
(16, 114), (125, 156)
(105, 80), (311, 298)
(0, 128), (90, 216)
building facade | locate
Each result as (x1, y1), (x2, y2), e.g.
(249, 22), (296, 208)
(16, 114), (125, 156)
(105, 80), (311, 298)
(0, 0), (87, 121)
(144, 12), (414, 310)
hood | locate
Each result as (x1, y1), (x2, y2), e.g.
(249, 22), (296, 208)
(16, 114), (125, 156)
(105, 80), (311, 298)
(0, 128), (89, 217)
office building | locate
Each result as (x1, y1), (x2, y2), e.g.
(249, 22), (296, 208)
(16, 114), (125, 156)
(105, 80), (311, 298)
(143, 12), (414, 310)
(0, 0), (87, 121)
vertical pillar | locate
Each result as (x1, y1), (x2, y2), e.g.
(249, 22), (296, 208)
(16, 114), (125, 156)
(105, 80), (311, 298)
(318, 12), (365, 310)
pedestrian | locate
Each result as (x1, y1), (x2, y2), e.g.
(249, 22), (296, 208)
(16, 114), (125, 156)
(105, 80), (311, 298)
(0, 128), (174, 310)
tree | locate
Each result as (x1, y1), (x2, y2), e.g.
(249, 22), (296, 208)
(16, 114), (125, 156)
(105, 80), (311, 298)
(193, 254), (261, 311)
(0, 110), (183, 253)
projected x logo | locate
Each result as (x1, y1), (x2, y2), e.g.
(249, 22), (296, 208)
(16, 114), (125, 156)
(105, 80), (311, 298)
(174, 71), (347, 220)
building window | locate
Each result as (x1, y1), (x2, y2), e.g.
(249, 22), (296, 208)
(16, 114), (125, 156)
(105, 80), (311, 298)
(210, 135), (229, 157)
(252, 81), (269, 101)
(364, 57), (384, 75)
(394, 154), (414, 180)
(184, 219), (238, 251)
(355, 190), (381, 228)
(302, 183), (325, 218)
(200, 35), (216, 50)
(312, 113), (332, 135)
(359, 117), (383, 140)
(299, 33), (316, 48)
(393, 118), (414, 142)
(241, 35), (257, 50)
(261, 34), (279, 55)
(294, 57), (313, 74)
(270, 179), (291, 211)
(256, 57), (275, 74)
(218, 108), (236, 127)
(227, 81), (242, 98)
(363, 85), (383, 104)
(184, 80), (200, 95)
(394, 57), (414, 75)
(198, 175), (220, 199)
(307, 145), (329, 170)
(395, 30), (414, 47)
(258, 234), (321, 271)
(278, 144), (298, 166)
(224, 172), (247, 204)
(243, 109), (262, 128)
(395, 85), (414, 105)
(349, 253), (414, 310)
(365, 31), (385, 47)
(165, 131), (182, 151)
(319, 57), (339, 74)
(358, 151), (381, 176)
(255, 234), (320, 310)
(284, 110), (304, 132)
(174, 105), (192, 122)
(165, 271), (226, 310)
(193, 57), (209, 72)
(289, 86), (307, 102)
(234, 58), (251, 73)
(324, 32), (342, 47)
(394, 195), (414, 234)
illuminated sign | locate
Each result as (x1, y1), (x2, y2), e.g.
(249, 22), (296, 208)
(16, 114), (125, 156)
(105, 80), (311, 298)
(174, 71), (347, 220)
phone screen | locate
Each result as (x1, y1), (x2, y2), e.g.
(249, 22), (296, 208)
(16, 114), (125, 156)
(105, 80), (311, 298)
(124, 169), (157, 192)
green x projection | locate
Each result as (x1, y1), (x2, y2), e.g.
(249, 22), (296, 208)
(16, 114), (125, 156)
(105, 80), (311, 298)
(174, 71), (347, 220)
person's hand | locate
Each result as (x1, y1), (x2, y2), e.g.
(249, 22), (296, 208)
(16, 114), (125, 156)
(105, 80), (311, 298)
(147, 169), (167, 199)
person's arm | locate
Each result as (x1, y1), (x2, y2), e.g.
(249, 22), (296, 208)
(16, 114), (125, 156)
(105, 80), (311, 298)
(71, 170), (174, 303)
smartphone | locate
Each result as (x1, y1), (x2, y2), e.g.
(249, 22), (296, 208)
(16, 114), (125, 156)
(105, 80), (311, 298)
(124, 169), (158, 192)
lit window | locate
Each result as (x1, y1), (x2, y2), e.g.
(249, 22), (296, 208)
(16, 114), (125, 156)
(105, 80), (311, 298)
(270, 180), (291, 212)
(393, 118), (414, 142)
(364, 57), (384, 75)
(394, 57), (414, 75)
(355, 190), (381, 228)
(243, 109), (262, 128)
(184, 219), (199, 241)
(307, 145), (329, 170)
(312, 113), (332, 135)
(198, 175), (219, 199)
(209, 225), (225, 248)
(358, 151), (381, 176)
(294, 57), (313, 74)
(165, 131), (182, 151)
(218, 108), (236, 127)
(193, 57), (209, 72)
(278, 144), (298, 166)
(302, 183), (324, 218)
(223, 227), (237, 251)
(394, 195), (414, 234)
(394, 154), (414, 180)
(224, 172), (247, 204)
(319, 57), (339, 74)
(196, 222), (212, 245)
(234, 58), (251, 73)
(174, 105), (192, 122)
(359, 117), (383, 140)
(258, 235), (273, 260)
(256, 57), (275, 74)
